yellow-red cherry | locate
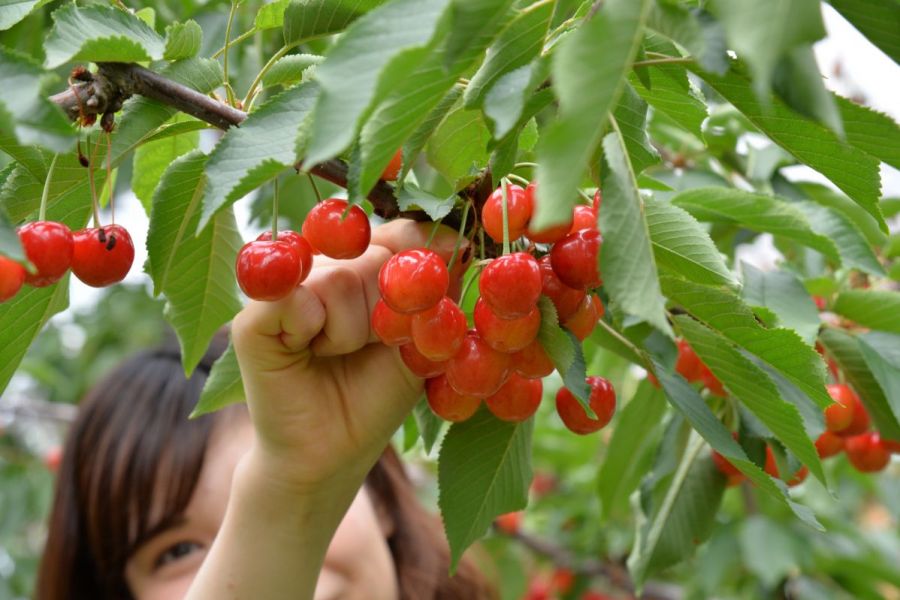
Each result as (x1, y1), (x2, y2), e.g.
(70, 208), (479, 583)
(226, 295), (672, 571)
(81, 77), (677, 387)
(512, 339), (555, 379)
(301, 198), (371, 259)
(538, 256), (585, 321)
(485, 374), (542, 422)
(446, 331), (511, 398)
(399, 343), (446, 378)
(257, 230), (313, 284)
(0, 256), (26, 302)
(473, 297), (540, 353)
(411, 297), (467, 361)
(378, 248), (449, 314)
(71, 225), (135, 287)
(845, 432), (890, 472)
(18, 221), (73, 287)
(235, 240), (302, 301)
(482, 184), (530, 243)
(550, 228), (603, 290)
(524, 181), (572, 244)
(479, 252), (542, 319)
(372, 299), (413, 346)
(555, 376), (616, 435)
(426, 375), (481, 422)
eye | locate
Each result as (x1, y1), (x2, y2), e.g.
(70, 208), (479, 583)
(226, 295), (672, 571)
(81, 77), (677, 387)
(154, 540), (203, 569)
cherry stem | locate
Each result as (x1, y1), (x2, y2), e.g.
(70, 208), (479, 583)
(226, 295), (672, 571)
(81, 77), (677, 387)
(500, 178), (511, 256)
(458, 263), (483, 309)
(243, 43), (294, 111)
(513, 162), (538, 170)
(306, 173), (322, 203)
(87, 133), (103, 228)
(577, 188), (594, 205)
(424, 218), (443, 249)
(106, 132), (114, 224)
(272, 178), (280, 238)
(446, 201), (471, 273)
(506, 173), (530, 187)
(38, 154), (59, 222)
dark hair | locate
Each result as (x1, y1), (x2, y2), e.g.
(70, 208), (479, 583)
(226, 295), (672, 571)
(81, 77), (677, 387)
(35, 334), (495, 599)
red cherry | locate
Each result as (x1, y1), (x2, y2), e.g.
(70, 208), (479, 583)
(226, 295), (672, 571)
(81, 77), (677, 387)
(426, 375), (481, 422)
(482, 184), (530, 243)
(882, 438), (900, 454)
(675, 340), (703, 382)
(844, 432), (890, 472)
(711, 450), (745, 487)
(235, 240), (302, 301)
(512, 339), (555, 379)
(257, 230), (313, 284)
(813, 295), (827, 311)
(485, 374), (542, 422)
(372, 299), (413, 346)
(824, 383), (855, 432)
(445, 331), (511, 398)
(381, 149), (403, 181)
(494, 511), (522, 535)
(524, 182), (572, 244)
(699, 363), (726, 397)
(555, 376), (616, 435)
(301, 199), (371, 259)
(569, 205), (597, 233)
(479, 253), (542, 319)
(562, 294), (604, 341)
(43, 446), (62, 473)
(815, 431), (845, 458)
(592, 190), (602, 212)
(399, 343), (446, 378)
(550, 228), (603, 290)
(764, 447), (807, 486)
(378, 248), (449, 314)
(18, 221), (73, 287)
(551, 568), (575, 594)
(411, 297), (467, 361)
(538, 256), (585, 321)
(473, 297), (540, 353)
(70, 225), (135, 287)
(0, 256), (26, 301)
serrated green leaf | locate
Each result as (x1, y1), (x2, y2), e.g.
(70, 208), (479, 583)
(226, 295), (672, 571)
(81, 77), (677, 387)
(535, 296), (592, 410)
(0, 0), (52, 31)
(772, 46), (843, 136)
(739, 516), (803, 589)
(857, 332), (900, 426)
(671, 188), (840, 261)
(482, 58), (549, 140)
(833, 290), (900, 334)
(613, 83), (659, 175)
(438, 407), (532, 571)
(394, 183), (456, 220)
(44, 4), (165, 68)
(646, 0), (727, 74)
(630, 64), (707, 139)
(283, 0), (387, 44)
(191, 341), (244, 418)
(147, 151), (243, 375)
(797, 181), (886, 248)
(426, 103), (491, 189)
(400, 84), (463, 181)
(600, 129), (672, 337)
(829, 0), (900, 65)
(302, 0), (450, 166)
(740, 263), (820, 346)
(834, 94), (900, 171)
(164, 19), (202, 60)
(645, 197), (736, 288)
(0, 205), (24, 261)
(132, 115), (199, 214)
(533, 0), (650, 229)
(261, 54), (322, 88)
(199, 82), (319, 231)
(414, 396), (445, 454)
(799, 201), (885, 276)
(255, 0), (291, 29)
(442, 0), (515, 68)
(819, 328), (900, 440)
(675, 315), (824, 483)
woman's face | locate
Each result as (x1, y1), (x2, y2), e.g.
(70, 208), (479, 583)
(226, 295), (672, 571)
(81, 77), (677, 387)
(123, 417), (399, 600)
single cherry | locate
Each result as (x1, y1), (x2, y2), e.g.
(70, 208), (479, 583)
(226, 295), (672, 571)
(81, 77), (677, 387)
(482, 184), (531, 243)
(675, 339), (703, 382)
(426, 375), (481, 422)
(445, 331), (511, 398)
(494, 511), (522, 535)
(844, 432), (890, 472)
(235, 240), (302, 301)
(70, 225), (135, 287)
(562, 294), (604, 341)
(479, 252), (542, 319)
(512, 339), (555, 379)
(555, 376), (616, 435)
(381, 149), (403, 181)
(538, 256), (585, 321)
(524, 182), (571, 244)
(18, 221), (73, 287)
(882, 438), (900, 454)
(301, 199), (371, 259)
(569, 205), (597, 233)
(711, 450), (745, 487)
(378, 248), (449, 314)
(550, 228), (603, 290)
(411, 297), (467, 361)
(699, 363), (726, 397)
(485, 374), (543, 422)
(372, 299), (413, 346)
(399, 343), (446, 378)
(815, 431), (845, 458)
(0, 256), (26, 302)
(764, 447), (807, 486)
(257, 230), (313, 284)
(473, 298), (540, 353)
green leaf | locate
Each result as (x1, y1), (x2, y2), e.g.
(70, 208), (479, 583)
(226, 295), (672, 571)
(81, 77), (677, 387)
(857, 333), (900, 427)
(44, 4), (166, 68)
(819, 327), (900, 441)
(438, 407), (532, 571)
(283, 0), (389, 44)
(425, 103), (491, 189)
(671, 188), (840, 261)
(645, 0), (728, 73)
(255, 0), (291, 30)
(675, 316), (825, 484)
(302, 0), (451, 166)
(772, 46), (843, 136)
(533, 0), (650, 229)
(442, 0), (515, 68)
(0, 207), (24, 261)
(644, 197), (737, 288)
(261, 54), (323, 89)
(829, 0), (900, 65)
(463, 0), (553, 110)
(833, 290), (900, 334)
(613, 83), (659, 175)
(394, 182), (456, 220)
(0, 0), (52, 31)
(147, 151), (243, 375)
(739, 516), (803, 589)
(132, 115), (200, 214)
(740, 263), (820, 346)
(535, 296), (590, 406)
(482, 58), (550, 140)
(0, 47), (74, 152)
(191, 341), (244, 418)
(400, 84), (463, 181)
(599, 129), (672, 337)
(164, 20), (202, 60)
(662, 277), (832, 410)
(797, 181), (886, 248)
(414, 397), (445, 454)
(694, 64), (886, 232)
(798, 201), (885, 276)
(630, 64), (707, 139)
(834, 94), (900, 171)
(199, 83), (319, 231)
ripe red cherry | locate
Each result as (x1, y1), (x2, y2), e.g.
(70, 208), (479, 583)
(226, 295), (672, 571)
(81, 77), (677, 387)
(512, 339), (555, 379)
(18, 221), (73, 287)
(411, 297), (467, 361)
(482, 184), (530, 243)
(675, 340), (703, 382)
(473, 298), (540, 353)
(479, 252), (542, 319)
(562, 294), (604, 341)
(486, 374), (542, 422)
(555, 376), (616, 435)
(70, 225), (135, 287)
(524, 182), (571, 244)
(538, 256), (585, 321)
(235, 240), (302, 301)
(378, 248), (449, 314)
(569, 205), (597, 233)
(550, 228), (603, 290)
(815, 431), (845, 458)
(0, 256), (26, 302)
(381, 149), (403, 181)
(825, 383), (870, 436)
(426, 375), (481, 422)
(301, 199), (371, 259)
(372, 299), (413, 346)
(711, 450), (745, 487)
(399, 343), (446, 378)
(446, 331), (511, 398)
(257, 230), (313, 284)
(844, 432), (890, 472)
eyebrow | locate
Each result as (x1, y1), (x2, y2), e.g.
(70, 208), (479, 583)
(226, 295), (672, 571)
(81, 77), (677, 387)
(128, 514), (188, 558)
